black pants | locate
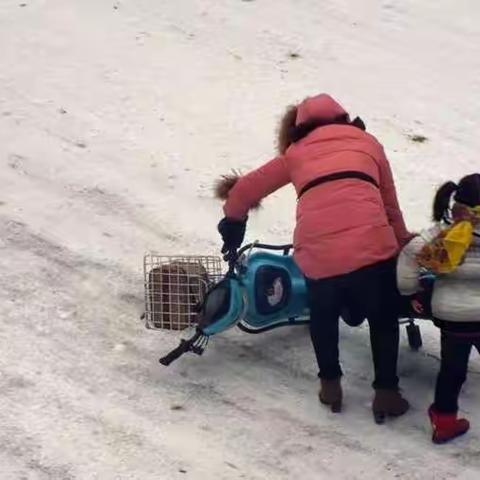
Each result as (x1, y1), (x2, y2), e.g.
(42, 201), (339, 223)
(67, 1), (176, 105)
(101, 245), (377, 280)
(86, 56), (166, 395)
(434, 330), (480, 413)
(306, 258), (400, 389)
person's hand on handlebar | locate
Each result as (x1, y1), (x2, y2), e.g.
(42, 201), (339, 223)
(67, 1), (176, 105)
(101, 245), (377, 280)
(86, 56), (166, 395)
(217, 217), (247, 262)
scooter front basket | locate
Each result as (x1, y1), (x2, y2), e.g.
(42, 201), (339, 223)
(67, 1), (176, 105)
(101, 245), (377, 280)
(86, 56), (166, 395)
(143, 253), (223, 330)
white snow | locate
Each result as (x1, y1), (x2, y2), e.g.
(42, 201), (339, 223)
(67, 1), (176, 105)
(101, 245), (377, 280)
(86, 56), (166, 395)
(1, 0), (480, 479)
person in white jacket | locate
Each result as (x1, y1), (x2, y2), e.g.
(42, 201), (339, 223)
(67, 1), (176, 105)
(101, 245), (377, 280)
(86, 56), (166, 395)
(397, 173), (480, 444)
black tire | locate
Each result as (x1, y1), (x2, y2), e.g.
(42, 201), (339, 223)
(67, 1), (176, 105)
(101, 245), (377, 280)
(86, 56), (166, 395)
(406, 322), (423, 351)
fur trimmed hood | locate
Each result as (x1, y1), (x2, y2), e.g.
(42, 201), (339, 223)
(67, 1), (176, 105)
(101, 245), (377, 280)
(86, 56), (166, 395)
(296, 94), (348, 125)
(214, 94), (364, 203)
(276, 94), (362, 155)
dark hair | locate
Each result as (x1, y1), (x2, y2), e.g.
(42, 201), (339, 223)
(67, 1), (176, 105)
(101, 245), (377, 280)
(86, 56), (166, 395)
(433, 181), (458, 221)
(455, 173), (480, 207)
(433, 173), (480, 221)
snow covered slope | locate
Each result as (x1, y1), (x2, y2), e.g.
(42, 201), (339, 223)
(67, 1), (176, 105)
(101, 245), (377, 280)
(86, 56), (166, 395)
(1, 1), (480, 478)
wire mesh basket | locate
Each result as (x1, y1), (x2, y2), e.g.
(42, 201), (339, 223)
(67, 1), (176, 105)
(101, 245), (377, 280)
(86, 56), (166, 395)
(143, 254), (224, 331)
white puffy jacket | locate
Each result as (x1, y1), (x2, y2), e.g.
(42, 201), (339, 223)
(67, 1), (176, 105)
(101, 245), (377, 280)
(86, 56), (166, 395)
(397, 225), (480, 322)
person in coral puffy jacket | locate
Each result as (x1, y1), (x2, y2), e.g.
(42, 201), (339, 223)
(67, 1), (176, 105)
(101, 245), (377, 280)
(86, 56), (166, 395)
(216, 94), (412, 422)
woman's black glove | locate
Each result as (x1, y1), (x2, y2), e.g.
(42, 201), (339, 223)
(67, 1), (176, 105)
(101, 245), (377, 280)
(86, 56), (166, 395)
(217, 217), (247, 262)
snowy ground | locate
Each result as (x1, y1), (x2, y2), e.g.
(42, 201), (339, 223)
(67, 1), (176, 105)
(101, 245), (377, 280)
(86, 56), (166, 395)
(1, 0), (480, 478)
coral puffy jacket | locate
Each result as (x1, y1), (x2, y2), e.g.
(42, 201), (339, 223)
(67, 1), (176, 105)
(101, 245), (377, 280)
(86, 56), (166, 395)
(224, 97), (410, 279)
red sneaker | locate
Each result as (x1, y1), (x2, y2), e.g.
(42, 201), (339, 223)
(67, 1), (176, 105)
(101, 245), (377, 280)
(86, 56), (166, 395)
(428, 405), (470, 444)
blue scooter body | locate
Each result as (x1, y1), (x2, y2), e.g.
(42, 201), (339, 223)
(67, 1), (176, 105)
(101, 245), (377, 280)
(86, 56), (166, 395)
(157, 243), (425, 366)
(201, 246), (309, 336)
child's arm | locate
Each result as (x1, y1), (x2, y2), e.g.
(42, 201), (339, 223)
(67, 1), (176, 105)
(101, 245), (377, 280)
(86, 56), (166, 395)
(223, 156), (290, 220)
(397, 235), (428, 295)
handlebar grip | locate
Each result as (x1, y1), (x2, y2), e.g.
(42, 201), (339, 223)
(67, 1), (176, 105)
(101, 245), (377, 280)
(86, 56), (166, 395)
(159, 340), (190, 366)
(158, 331), (202, 366)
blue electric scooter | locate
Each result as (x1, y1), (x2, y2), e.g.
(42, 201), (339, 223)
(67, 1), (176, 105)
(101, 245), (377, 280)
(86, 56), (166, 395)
(152, 243), (424, 366)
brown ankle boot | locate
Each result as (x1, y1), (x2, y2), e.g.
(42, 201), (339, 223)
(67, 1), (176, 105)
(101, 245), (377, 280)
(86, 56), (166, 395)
(319, 378), (342, 413)
(372, 389), (410, 424)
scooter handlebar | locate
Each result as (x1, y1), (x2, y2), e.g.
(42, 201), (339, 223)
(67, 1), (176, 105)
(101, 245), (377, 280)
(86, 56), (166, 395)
(159, 331), (202, 366)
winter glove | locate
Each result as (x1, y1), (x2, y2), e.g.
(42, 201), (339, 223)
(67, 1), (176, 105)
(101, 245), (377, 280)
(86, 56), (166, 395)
(217, 217), (247, 262)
